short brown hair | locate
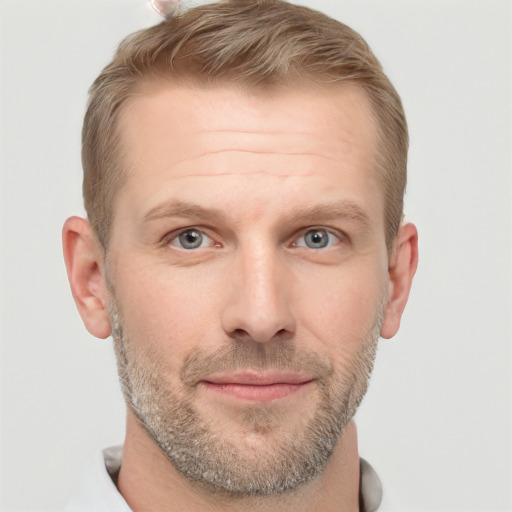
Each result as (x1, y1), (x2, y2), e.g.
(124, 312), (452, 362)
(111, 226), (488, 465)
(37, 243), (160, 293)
(82, 0), (408, 250)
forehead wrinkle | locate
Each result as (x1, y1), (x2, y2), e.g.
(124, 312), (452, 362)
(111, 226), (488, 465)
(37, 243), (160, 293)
(170, 129), (343, 163)
(157, 170), (315, 179)
(199, 126), (359, 140)
(175, 126), (366, 174)
(196, 129), (316, 136)
(165, 148), (340, 169)
(118, 88), (377, 186)
(193, 126), (352, 150)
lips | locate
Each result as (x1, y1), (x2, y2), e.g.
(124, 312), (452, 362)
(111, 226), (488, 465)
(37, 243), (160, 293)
(200, 370), (315, 402)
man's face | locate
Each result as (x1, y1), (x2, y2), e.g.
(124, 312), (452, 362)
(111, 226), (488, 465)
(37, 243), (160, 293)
(107, 83), (390, 496)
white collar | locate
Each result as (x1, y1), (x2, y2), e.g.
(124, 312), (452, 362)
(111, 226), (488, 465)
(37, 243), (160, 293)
(65, 446), (399, 511)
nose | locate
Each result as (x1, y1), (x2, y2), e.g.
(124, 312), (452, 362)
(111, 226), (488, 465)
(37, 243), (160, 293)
(220, 245), (296, 343)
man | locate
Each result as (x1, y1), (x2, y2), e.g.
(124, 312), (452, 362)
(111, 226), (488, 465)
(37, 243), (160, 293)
(62, 0), (418, 510)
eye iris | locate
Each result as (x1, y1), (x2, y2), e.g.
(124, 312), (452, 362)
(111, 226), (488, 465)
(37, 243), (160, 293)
(179, 230), (203, 249)
(305, 230), (329, 248)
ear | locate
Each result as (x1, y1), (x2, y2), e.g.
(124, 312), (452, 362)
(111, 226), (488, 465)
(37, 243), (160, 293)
(62, 216), (111, 339)
(380, 222), (419, 339)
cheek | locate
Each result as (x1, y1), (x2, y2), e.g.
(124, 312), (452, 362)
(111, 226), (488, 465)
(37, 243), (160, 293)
(112, 265), (222, 360)
(296, 262), (386, 351)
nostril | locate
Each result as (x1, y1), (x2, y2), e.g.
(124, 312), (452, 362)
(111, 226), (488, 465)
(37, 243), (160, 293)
(227, 327), (291, 343)
(274, 328), (294, 341)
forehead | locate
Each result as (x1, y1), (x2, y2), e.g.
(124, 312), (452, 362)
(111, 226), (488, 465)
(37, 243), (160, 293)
(117, 81), (377, 175)
(113, 82), (382, 229)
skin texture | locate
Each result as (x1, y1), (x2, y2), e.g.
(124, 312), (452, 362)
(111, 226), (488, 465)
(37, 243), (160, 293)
(63, 83), (418, 512)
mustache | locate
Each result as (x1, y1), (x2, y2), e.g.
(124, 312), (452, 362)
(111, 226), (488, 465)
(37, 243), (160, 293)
(180, 342), (334, 386)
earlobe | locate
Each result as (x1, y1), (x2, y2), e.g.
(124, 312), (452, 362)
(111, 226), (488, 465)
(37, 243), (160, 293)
(380, 222), (419, 339)
(62, 216), (112, 339)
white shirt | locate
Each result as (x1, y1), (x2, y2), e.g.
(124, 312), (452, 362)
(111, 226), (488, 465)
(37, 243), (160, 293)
(64, 446), (399, 511)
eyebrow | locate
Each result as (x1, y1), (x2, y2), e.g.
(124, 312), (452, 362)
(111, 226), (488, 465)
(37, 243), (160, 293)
(142, 199), (372, 230)
(143, 200), (228, 224)
(287, 202), (371, 228)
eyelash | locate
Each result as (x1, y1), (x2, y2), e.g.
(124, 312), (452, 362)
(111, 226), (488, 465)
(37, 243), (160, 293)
(162, 226), (346, 251)
(292, 228), (343, 249)
(162, 228), (218, 250)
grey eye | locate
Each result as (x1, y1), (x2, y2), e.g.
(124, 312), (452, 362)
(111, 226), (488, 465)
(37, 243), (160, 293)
(177, 229), (204, 249)
(304, 229), (330, 249)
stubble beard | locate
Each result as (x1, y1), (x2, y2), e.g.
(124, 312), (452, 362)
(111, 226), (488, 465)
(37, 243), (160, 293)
(109, 300), (383, 499)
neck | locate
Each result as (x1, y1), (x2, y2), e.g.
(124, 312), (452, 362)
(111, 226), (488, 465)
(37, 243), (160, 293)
(118, 411), (360, 512)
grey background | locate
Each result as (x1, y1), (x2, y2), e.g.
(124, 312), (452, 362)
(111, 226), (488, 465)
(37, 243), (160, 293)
(1, 0), (510, 510)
